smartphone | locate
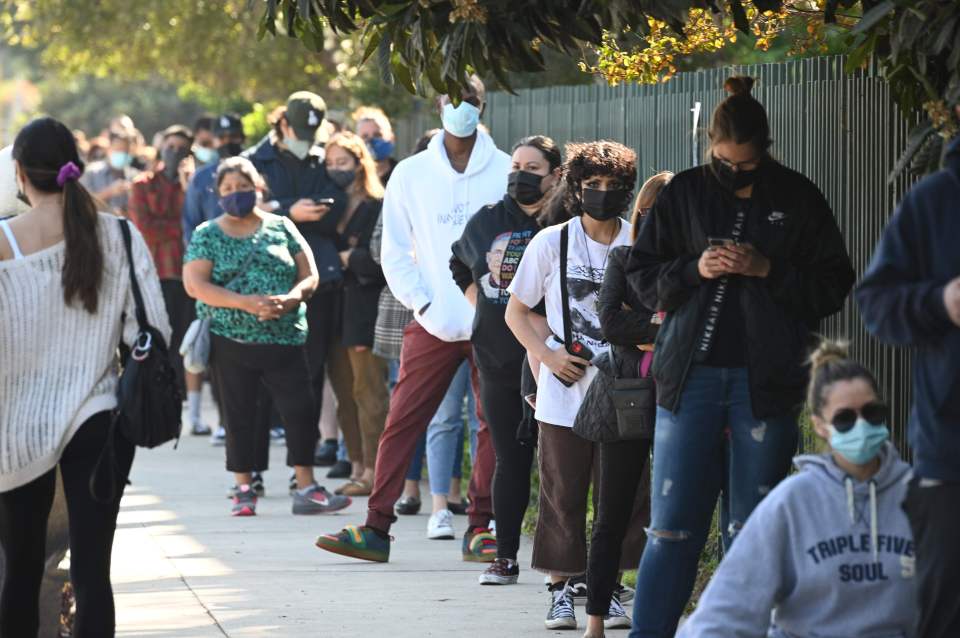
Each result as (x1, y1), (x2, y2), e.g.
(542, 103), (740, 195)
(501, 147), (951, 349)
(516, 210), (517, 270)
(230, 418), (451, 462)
(708, 236), (736, 249)
(553, 339), (595, 387)
(315, 197), (336, 206)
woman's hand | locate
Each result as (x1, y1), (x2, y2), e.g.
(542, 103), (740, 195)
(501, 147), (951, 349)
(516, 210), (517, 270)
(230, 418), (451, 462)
(698, 248), (729, 280)
(339, 249), (353, 268)
(712, 244), (771, 278)
(637, 344), (655, 352)
(262, 294), (300, 320)
(541, 346), (590, 384)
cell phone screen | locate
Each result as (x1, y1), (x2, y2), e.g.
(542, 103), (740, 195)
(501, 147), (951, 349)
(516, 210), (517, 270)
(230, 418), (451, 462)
(708, 237), (735, 248)
(315, 198), (335, 206)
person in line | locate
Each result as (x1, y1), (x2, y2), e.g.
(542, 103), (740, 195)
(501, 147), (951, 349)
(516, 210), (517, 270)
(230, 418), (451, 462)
(581, 171), (673, 638)
(625, 77), (856, 638)
(247, 91), (347, 448)
(856, 122), (960, 638)
(450, 135), (561, 584)
(316, 76), (508, 563)
(80, 129), (139, 215)
(182, 156), (350, 517)
(353, 106), (398, 184)
(505, 140), (641, 631)
(127, 124), (195, 414)
(0, 117), (170, 637)
(191, 116), (219, 168)
(321, 131), (390, 497)
(678, 341), (916, 637)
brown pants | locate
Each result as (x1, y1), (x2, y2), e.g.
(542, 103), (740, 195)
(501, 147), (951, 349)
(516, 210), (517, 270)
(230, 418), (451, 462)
(327, 345), (389, 470)
(532, 422), (648, 576)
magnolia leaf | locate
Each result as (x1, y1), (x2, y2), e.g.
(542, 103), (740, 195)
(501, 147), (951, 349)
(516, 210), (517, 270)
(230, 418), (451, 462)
(853, 0), (896, 34)
(888, 120), (934, 184)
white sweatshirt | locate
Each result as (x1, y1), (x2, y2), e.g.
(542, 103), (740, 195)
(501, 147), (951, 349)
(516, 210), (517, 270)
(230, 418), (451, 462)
(0, 214), (171, 492)
(381, 129), (510, 342)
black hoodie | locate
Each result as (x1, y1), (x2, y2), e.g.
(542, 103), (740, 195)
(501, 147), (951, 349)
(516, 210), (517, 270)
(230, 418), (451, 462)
(450, 195), (541, 383)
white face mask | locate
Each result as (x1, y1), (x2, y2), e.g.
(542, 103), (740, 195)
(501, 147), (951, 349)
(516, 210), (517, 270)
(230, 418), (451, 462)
(441, 101), (481, 138)
(285, 138), (311, 160)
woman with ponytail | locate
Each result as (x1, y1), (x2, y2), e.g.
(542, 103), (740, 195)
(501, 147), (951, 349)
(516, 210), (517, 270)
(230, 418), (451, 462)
(677, 340), (916, 638)
(626, 78), (856, 636)
(0, 117), (170, 637)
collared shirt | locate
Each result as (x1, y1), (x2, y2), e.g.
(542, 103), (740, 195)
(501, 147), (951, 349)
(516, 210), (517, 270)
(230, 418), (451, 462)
(80, 161), (140, 214)
(127, 169), (185, 281)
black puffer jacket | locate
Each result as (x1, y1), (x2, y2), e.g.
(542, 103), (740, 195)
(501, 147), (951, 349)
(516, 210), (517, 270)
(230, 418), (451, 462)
(626, 161), (855, 418)
(599, 246), (660, 377)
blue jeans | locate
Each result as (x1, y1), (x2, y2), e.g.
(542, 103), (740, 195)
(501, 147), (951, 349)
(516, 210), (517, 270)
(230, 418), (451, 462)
(630, 366), (799, 638)
(426, 360), (478, 496)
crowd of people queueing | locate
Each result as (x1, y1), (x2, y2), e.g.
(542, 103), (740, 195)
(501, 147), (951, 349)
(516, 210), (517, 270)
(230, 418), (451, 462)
(0, 72), (958, 638)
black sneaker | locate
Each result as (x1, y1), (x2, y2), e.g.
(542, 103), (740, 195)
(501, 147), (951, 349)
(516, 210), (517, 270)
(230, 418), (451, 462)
(568, 574), (587, 606)
(394, 495), (421, 516)
(604, 589), (631, 629)
(326, 459), (352, 479)
(448, 497), (470, 516)
(478, 558), (519, 585)
(314, 439), (338, 466)
(545, 581), (577, 630)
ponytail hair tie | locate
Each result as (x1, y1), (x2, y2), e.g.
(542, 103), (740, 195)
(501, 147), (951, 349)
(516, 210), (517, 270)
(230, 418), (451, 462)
(56, 161), (82, 187)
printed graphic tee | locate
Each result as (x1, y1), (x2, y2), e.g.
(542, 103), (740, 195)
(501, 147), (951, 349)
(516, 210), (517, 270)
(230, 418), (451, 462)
(508, 216), (632, 427)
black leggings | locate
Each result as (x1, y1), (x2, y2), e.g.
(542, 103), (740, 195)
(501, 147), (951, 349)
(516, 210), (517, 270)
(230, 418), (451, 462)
(210, 334), (319, 472)
(0, 412), (134, 638)
(478, 371), (534, 560)
(586, 438), (651, 616)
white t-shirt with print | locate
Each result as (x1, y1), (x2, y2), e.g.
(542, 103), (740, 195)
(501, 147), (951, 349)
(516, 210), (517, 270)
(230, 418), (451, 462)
(507, 216), (633, 427)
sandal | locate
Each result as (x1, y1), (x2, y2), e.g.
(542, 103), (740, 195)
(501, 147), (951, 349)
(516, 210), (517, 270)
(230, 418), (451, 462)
(336, 478), (372, 497)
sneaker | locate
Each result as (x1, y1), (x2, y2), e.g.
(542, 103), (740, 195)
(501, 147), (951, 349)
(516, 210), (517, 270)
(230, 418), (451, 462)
(269, 427), (285, 445)
(314, 439), (338, 466)
(326, 459), (352, 479)
(226, 472), (265, 499)
(427, 509), (455, 540)
(315, 524), (390, 563)
(568, 574), (587, 606)
(190, 421), (212, 436)
(478, 558), (519, 585)
(614, 584), (634, 606)
(545, 581), (577, 630)
(604, 590), (631, 629)
(395, 495), (421, 516)
(292, 484), (352, 515)
(211, 426), (226, 446)
(448, 497), (469, 516)
(462, 527), (497, 563)
(231, 484), (257, 517)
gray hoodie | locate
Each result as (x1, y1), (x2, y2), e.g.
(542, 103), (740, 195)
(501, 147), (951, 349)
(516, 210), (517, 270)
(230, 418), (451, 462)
(677, 443), (916, 638)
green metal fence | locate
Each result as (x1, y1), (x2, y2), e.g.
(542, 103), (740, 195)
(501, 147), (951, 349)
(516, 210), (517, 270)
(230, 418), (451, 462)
(394, 55), (918, 453)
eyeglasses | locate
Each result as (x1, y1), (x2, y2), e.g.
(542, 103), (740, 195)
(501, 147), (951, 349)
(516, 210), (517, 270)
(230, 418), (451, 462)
(713, 155), (763, 172)
(830, 401), (889, 433)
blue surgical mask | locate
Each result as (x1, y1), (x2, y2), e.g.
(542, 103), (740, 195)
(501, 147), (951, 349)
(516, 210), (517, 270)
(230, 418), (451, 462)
(367, 137), (395, 161)
(285, 139), (311, 160)
(193, 145), (219, 166)
(830, 418), (890, 465)
(441, 101), (481, 138)
(108, 151), (131, 171)
(219, 190), (257, 218)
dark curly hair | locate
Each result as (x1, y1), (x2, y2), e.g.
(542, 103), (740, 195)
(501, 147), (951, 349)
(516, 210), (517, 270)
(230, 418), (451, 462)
(562, 140), (637, 217)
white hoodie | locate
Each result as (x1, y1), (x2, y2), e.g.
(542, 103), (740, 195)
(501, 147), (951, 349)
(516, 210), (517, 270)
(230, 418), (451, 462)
(381, 129), (510, 342)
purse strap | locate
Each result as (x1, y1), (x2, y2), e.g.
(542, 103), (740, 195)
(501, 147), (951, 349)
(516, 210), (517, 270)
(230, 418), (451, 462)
(118, 219), (148, 331)
(559, 223), (572, 352)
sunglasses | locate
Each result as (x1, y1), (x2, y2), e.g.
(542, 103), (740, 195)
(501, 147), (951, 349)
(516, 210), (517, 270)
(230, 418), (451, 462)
(831, 401), (889, 433)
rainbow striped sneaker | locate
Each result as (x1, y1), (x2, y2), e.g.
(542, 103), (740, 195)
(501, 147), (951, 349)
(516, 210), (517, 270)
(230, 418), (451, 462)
(315, 525), (390, 563)
(462, 528), (497, 563)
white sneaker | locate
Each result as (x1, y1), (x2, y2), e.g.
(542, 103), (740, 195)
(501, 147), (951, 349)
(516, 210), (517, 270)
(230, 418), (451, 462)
(427, 509), (455, 540)
(604, 590), (631, 629)
(545, 582), (577, 630)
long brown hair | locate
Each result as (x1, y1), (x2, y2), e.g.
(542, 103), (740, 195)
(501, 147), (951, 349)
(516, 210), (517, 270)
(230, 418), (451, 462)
(13, 117), (103, 313)
(325, 131), (385, 200)
(709, 76), (771, 153)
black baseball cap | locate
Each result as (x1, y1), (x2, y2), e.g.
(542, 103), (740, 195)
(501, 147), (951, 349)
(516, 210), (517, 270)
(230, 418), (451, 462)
(285, 91), (326, 142)
(213, 114), (244, 137)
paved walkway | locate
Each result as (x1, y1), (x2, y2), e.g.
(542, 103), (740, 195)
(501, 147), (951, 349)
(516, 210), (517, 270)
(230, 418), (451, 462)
(111, 399), (571, 637)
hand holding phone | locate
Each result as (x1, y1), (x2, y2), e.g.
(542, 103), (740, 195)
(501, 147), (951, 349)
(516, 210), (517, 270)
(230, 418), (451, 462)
(315, 197), (336, 206)
(549, 338), (594, 387)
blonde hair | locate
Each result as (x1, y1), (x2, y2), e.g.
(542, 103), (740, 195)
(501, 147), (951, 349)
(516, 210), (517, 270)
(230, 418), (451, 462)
(351, 106), (394, 141)
(630, 171), (674, 242)
(325, 131), (385, 200)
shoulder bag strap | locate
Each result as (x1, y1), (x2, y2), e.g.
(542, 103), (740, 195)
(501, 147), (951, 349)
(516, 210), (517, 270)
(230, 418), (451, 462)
(559, 223), (572, 352)
(118, 219), (148, 330)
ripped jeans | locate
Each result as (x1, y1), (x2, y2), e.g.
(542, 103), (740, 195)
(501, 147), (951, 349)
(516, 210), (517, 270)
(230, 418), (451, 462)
(629, 366), (798, 638)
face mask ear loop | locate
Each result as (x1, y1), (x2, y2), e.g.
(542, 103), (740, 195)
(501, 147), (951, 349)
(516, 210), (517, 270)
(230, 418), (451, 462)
(870, 480), (879, 563)
(845, 476), (855, 524)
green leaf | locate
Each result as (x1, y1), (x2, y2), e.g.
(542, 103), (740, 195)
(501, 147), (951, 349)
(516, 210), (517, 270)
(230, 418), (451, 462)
(888, 120), (934, 184)
(361, 27), (382, 64)
(853, 0), (896, 34)
(391, 52), (416, 94)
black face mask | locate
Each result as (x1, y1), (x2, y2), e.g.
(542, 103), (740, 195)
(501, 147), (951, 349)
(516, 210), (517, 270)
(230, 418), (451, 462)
(328, 169), (356, 190)
(580, 187), (631, 221)
(162, 148), (189, 179)
(507, 170), (546, 206)
(711, 156), (763, 192)
(219, 143), (244, 159)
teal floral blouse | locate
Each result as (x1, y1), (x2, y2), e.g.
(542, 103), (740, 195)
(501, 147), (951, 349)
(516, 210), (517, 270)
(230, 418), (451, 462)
(184, 214), (308, 345)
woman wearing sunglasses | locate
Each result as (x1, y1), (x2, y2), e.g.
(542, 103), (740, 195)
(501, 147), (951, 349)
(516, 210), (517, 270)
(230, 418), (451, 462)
(677, 340), (916, 638)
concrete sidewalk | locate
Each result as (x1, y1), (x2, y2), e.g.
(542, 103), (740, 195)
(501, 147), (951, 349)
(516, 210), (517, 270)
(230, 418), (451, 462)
(111, 401), (576, 637)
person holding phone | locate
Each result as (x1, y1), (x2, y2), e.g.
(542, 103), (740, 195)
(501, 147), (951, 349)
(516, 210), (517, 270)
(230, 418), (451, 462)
(505, 140), (640, 631)
(626, 77), (856, 637)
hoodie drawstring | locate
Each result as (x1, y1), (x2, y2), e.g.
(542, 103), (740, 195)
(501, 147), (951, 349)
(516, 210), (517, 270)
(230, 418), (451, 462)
(869, 479), (879, 563)
(844, 476), (855, 523)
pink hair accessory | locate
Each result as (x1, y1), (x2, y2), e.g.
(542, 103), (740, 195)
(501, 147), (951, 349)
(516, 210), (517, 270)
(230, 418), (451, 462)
(56, 161), (82, 187)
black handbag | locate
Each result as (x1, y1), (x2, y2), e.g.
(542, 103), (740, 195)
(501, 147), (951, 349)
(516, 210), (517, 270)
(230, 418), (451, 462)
(611, 370), (656, 440)
(90, 220), (183, 502)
